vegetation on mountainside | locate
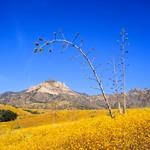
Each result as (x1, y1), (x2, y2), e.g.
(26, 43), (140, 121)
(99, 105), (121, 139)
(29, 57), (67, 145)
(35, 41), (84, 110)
(0, 105), (149, 149)
(0, 109), (17, 122)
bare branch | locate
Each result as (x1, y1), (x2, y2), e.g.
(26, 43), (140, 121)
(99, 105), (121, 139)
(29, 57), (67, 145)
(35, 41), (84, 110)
(72, 32), (80, 43)
(119, 28), (129, 114)
(90, 86), (100, 90)
(88, 77), (97, 82)
(34, 33), (114, 118)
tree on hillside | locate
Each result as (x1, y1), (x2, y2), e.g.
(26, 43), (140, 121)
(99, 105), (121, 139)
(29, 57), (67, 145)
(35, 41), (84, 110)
(34, 32), (114, 118)
(109, 58), (122, 113)
(0, 110), (17, 122)
(119, 28), (129, 114)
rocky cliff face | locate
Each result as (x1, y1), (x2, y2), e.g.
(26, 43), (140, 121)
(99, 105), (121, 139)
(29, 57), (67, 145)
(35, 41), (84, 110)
(0, 80), (149, 109)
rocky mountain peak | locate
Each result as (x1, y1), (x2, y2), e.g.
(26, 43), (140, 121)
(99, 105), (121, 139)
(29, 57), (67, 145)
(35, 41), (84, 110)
(26, 80), (71, 95)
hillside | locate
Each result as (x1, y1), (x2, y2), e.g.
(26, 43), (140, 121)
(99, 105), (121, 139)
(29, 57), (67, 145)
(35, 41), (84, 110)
(0, 80), (150, 109)
(0, 105), (149, 150)
(0, 104), (105, 134)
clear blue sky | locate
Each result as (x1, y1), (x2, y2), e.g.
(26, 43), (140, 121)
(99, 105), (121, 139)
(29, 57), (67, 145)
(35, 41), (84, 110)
(0, 0), (150, 94)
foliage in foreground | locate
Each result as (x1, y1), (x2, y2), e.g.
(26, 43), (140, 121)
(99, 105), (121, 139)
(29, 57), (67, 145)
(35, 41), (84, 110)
(0, 107), (149, 150)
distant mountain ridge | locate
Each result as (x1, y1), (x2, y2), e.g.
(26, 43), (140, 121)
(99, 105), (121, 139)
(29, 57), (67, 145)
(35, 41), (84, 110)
(0, 80), (149, 109)
(0, 80), (101, 109)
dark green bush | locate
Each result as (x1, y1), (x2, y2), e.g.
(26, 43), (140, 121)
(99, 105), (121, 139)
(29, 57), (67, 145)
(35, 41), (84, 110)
(0, 110), (18, 122)
(24, 109), (40, 114)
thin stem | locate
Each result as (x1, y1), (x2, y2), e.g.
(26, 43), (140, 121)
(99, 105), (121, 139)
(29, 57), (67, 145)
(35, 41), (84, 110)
(36, 38), (114, 118)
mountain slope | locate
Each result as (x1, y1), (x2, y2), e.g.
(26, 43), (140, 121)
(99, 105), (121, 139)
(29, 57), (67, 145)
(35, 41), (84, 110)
(0, 80), (149, 109)
(0, 80), (105, 109)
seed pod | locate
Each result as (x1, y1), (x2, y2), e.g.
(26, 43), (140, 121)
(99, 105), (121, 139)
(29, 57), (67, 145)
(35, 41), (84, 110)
(35, 42), (39, 46)
(39, 37), (43, 41)
(34, 48), (38, 53)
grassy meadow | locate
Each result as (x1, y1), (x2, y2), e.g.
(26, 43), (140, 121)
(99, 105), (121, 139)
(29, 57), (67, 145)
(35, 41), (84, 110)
(0, 104), (149, 150)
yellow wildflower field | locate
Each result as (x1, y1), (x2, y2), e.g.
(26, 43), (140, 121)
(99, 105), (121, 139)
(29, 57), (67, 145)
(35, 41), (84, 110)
(0, 104), (149, 150)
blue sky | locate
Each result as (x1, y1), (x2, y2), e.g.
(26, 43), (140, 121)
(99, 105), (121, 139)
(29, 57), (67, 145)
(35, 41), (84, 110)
(0, 0), (150, 94)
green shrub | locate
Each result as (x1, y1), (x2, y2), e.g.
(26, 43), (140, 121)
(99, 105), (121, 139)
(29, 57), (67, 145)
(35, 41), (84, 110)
(24, 109), (40, 114)
(0, 110), (18, 122)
